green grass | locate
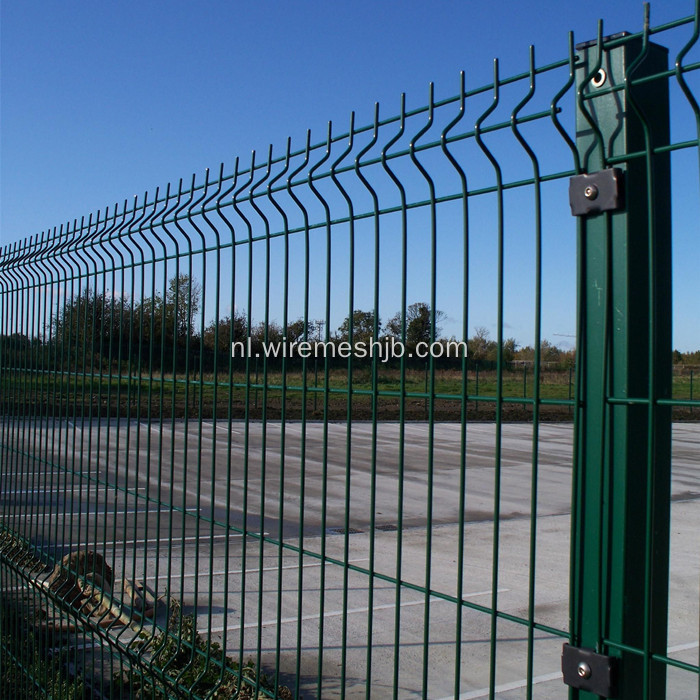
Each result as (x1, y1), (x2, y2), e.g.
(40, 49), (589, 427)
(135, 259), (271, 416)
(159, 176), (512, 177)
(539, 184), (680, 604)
(1, 365), (697, 422)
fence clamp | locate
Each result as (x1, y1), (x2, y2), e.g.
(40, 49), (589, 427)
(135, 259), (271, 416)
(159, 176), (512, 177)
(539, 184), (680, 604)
(562, 644), (619, 697)
(569, 168), (624, 216)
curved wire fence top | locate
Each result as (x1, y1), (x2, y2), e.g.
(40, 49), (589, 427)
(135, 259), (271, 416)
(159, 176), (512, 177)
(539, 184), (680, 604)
(0, 11), (697, 359)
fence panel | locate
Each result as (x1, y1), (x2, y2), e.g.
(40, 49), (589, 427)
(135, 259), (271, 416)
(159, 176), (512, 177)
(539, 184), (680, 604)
(1, 4), (699, 699)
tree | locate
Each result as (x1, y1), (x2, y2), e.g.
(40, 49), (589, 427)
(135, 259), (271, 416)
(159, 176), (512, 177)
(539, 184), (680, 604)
(285, 318), (311, 344)
(250, 320), (284, 346)
(337, 310), (379, 344)
(51, 289), (132, 368)
(540, 339), (562, 363)
(502, 337), (519, 363)
(467, 327), (496, 362)
(515, 339), (564, 365)
(386, 303), (445, 346)
(165, 274), (201, 343)
(203, 311), (247, 354)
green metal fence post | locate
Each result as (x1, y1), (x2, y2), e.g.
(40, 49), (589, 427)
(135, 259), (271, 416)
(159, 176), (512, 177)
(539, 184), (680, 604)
(571, 28), (672, 699)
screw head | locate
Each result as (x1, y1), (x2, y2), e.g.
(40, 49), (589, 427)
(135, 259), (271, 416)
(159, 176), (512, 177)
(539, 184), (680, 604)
(584, 184), (599, 200)
(577, 661), (592, 679)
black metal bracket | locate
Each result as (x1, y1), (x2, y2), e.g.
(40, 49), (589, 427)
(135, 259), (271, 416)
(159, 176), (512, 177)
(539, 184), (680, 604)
(569, 168), (624, 216)
(562, 644), (619, 697)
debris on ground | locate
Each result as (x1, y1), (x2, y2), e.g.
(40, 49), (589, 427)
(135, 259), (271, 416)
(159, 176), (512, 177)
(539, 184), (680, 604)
(39, 550), (160, 631)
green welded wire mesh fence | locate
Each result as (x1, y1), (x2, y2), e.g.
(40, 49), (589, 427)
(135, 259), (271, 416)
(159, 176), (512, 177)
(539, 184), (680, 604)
(1, 3), (699, 699)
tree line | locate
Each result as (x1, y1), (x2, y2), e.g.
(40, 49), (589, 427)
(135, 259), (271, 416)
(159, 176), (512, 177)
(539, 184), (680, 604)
(2, 274), (699, 373)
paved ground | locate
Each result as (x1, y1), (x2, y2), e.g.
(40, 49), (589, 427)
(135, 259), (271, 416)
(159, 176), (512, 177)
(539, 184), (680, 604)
(1, 420), (699, 698)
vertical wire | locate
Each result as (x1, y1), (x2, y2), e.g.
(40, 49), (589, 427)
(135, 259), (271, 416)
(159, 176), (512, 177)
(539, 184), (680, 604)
(52, 224), (72, 572)
(83, 210), (109, 658)
(116, 194), (148, 660)
(307, 123), (333, 698)
(148, 181), (182, 676)
(100, 201), (126, 626)
(66, 215), (86, 636)
(60, 220), (82, 597)
(673, 2), (700, 689)
(24, 237), (43, 674)
(120, 192), (149, 654)
(30, 232), (52, 587)
(184, 167), (217, 691)
(0, 245), (7, 684)
(354, 102), (381, 699)
(108, 199), (137, 635)
(51, 222), (69, 573)
(172, 171), (207, 692)
(1, 240), (33, 690)
(232, 152), (257, 687)
(73, 213), (99, 674)
(558, 30), (588, 652)
(45, 226), (64, 568)
(34, 231), (51, 565)
(72, 214), (93, 567)
(11, 240), (30, 556)
(267, 139), (293, 694)
(212, 158), (239, 690)
(10, 242), (31, 552)
(170, 175), (197, 681)
(0, 247), (5, 535)
(26, 232), (50, 684)
(199, 162), (226, 687)
(329, 112), (356, 698)
(551, 33), (582, 175)
(88, 207), (116, 656)
(136, 185), (171, 660)
(0, 245), (12, 522)
(380, 94), (407, 699)
(474, 59), (505, 698)
(511, 46), (543, 699)
(440, 70), (469, 698)
(0, 244), (10, 567)
(136, 189), (162, 648)
(286, 130), (313, 698)
(577, 21), (607, 175)
(16, 235), (42, 678)
(0, 244), (19, 687)
(160, 178), (196, 682)
(3, 244), (21, 582)
(8, 238), (31, 675)
(123, 190), (163, 662)
(675, 0), (700, 187)
(408, 82), (438, 697)
(248, 146), (275, 695)
(118, 196), (145, 642)
(71, 216), (98, 672)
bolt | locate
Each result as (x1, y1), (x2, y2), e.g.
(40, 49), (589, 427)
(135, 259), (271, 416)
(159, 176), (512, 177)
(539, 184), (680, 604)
(584, 184), (599, 200)
(577, 661), (592, 679)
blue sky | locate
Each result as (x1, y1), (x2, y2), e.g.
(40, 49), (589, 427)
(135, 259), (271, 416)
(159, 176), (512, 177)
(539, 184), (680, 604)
(2, 1), (698, 350)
